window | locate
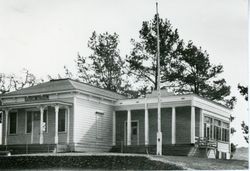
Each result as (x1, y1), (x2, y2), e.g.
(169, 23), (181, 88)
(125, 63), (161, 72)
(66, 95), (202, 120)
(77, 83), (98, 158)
(0, 111), (2, 123)
(26, 111), (32, 133)
(58, 109), (66, 132)
(213, 119), (221, 140)
(43, 110), (48, 132)
(96, 112), (104, 139)
(222, 122), (229, 142)
(9, 112), (17, 134)
(204, 116), (213, 139)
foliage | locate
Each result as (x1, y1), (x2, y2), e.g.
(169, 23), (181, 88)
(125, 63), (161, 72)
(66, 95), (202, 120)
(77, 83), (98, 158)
(0, 69), (38, 95)
(127, 15), (233, 106)
(230, 143), (237, 158)
(168, 41), (232, 103)
(241, 121), (249, 143)
(126, 14), (183, 91)
(238, 84), (248, 101)
(77, 31), (128, 95)
(238, 84), (248, 143)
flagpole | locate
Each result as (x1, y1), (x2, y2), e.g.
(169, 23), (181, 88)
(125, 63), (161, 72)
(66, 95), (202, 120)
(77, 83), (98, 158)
(156, 2), (162, 156)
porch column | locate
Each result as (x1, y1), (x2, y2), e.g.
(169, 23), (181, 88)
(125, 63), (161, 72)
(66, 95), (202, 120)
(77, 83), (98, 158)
(127, 110), (131, 146)
(171, 107), (176, 144)
(112, 111), (116, 146)
(39, 106), (44, 144)
(66, 107), (70, 144)
(54, 105), (59, 144)
(199, 109), (204, 137)
(4, 109), (9, 145)
(144, 102), (149, 145)
(191, 106), (195, 144)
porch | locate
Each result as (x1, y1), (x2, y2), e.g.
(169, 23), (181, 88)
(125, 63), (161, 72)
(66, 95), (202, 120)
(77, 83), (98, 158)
(1, 100), (73, 153)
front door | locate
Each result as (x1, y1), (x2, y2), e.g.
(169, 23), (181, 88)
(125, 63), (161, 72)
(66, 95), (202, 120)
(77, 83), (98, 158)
(131, 122), (139, 145)
(32, 111), (40, 144)
(124, 121), (139, 145)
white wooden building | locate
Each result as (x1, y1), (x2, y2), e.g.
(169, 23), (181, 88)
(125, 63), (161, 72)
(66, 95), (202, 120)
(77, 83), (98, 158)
(0, 79), (232, 159)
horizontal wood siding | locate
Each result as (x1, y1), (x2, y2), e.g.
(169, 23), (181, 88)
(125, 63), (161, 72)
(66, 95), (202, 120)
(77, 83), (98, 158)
(148, 108), (172, 145)
(74, 97), (113, 152)
(162, 108), (172, 144)
(195, 108), (200, 137)
(7, 109), (29, 144)
(176, 106), (191, 144)
(115, 111), (127, 146)
(115, 108), (173, 146)
(131, 110), (145, 145)
(148, 109), (157, 145)
(0, 123), (2, 144)
(4, 105), (73, 145)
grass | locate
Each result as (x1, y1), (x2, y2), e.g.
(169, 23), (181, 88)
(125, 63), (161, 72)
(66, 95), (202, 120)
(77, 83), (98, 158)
(0, 153), (248, 170)
(152, 155), (249, 170)
(0, 153), (183, 170)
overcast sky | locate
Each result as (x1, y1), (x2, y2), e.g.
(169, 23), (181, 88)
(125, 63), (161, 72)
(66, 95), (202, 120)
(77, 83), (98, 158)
(0, 0), (248, 147)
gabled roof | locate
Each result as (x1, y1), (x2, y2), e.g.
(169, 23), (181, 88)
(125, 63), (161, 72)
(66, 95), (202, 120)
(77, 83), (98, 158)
(1, 79), (126, 100)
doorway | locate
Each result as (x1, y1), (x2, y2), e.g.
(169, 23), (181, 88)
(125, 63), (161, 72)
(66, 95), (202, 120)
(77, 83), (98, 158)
(124, 120), (139, 145)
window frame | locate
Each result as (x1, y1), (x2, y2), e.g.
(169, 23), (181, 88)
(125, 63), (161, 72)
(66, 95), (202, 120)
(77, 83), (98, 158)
(203, 114), (230, 143)
(25, 111), (33, 134)
(58, 109), (66, 133)
(8, 111), (18, 135)
(124, 120), (140, 145)
(96, 111), (104, 139)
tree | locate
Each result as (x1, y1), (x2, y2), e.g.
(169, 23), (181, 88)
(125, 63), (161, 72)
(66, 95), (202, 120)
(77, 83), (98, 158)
(126, 14), (183, 91)
(238, 84), (248, 101)
(238, 84), (248, 143)
(0, 68), (38, 95)
(127, 15), (234, 106)
(168, 41), (233, 104)
(77, 31), (128, 95)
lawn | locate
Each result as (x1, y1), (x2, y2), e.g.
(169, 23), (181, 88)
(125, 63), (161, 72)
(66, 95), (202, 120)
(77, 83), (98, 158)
(0, 153), (248, 170)
(0, 153), (183, 170)
(151, 155), (248, 170)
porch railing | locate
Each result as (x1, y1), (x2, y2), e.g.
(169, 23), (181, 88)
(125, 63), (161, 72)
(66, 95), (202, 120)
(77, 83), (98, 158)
(195, 137), (217, 149)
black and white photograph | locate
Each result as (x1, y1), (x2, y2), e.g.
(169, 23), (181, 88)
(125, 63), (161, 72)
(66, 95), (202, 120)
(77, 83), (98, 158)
(0, 0), (248, 170)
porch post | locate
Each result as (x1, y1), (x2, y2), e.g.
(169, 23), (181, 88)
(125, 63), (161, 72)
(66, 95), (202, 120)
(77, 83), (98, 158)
(144, 101), (149, 145)
(171, 107), (176, 144)
(112, 111), (116, 146)
(127, 110), (131, 146)
(54, 105), (59, 144)
(39, 106), (44, 144)
(4, 109), (9, 145)
(66, 107), (70, 144)
(191, 106), (195, 144)
(199, 109), (204, 137)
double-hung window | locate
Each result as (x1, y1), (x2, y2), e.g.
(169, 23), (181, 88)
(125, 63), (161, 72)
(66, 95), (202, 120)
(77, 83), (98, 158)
(213, 119), (221, 140)
(26, 111), (32, 133)
(9, 112), (17, 134)
(58, 109), (66, 132)
(96, 112), (104, 139)
(222, 122), (229, 142)
(204, 116), (213, 139)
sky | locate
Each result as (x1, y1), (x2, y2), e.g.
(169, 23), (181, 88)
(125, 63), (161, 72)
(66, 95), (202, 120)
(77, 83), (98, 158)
(0, 0), (248, 147)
